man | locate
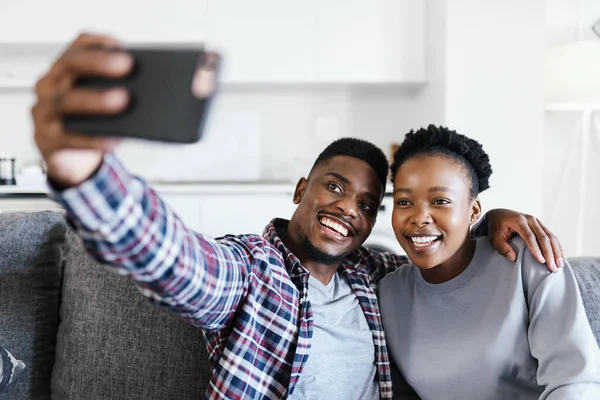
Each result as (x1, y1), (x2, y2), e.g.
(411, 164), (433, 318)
(32, 34), (564, 399)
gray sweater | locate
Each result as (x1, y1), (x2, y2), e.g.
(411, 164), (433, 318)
(379, 237), (600, 400)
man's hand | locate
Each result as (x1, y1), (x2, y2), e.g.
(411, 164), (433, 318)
(32, 33), (133, 188)
(487, 209), (564, 272)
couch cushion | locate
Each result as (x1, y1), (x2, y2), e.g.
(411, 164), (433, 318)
(0, 345), (26, 394)
(570, 257), (600, 346)
(51, 230), (211, 400)
(0, 211), (67, 400)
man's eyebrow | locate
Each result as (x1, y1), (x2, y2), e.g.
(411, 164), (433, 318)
(325, 172), (350, 184)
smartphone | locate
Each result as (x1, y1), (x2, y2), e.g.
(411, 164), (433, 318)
(62, 47), (220, 144)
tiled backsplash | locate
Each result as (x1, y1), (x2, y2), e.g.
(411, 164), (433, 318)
(0, 86), (430, 183)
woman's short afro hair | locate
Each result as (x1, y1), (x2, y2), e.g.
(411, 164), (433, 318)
(390, 124), (492, 198)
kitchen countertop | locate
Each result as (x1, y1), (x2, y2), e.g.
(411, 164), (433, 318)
(150, 182), (297, 194)
(0, 185), (50, 197)
(0, 181), (299, 196)
(0, 180), (393, 196)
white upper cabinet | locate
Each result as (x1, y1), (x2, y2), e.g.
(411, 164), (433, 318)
(0, 1), (207, 43)
(204, 0), (425, 83)
(205, 0), (318, 83)
(317, 0), (426, 83)
(1, 0), (426, 84)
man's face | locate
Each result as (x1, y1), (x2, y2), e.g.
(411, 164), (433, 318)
(290, 155), (383, 264)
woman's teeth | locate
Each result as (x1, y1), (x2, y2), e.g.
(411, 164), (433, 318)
(410, 236), (440, 247)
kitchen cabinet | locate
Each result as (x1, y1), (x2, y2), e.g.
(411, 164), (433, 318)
(205, 0), (318, 83)
(317, 0), (426, 83)
(1, 0), (426, 85)
(206, 0), (425, 84)
(0, 0), (207, 43)
(199, 193), (296, 237)
(0, 186), (296, 238)
(157, 186), (296, 238)
(160, 193), (205, 233)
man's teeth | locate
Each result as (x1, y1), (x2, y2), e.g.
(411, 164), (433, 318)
(320, 217), (349, 237)
(410, 236), (440, 247)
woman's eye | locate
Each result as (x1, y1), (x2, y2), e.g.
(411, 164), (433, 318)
(396, 199), (410, 206)
(433, 199), (450, 205)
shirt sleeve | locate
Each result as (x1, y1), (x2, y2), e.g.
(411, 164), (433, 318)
(520, 249), (600, 399)
(48, 153), (256, 331)
(364, 250), (410, 284)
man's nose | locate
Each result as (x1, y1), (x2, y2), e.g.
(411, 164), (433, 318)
(335, 196), (358, 218)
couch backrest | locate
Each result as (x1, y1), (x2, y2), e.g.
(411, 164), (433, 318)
(0, 211), (67, 400)
(570, 257), (600, 346)
(51, 232), (599, 400)
(50, 229), (212, 400)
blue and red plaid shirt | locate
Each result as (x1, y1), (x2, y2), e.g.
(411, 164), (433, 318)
(50, 153), (412, 399)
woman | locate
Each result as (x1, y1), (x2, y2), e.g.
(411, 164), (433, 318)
(378, 125), (600, 400)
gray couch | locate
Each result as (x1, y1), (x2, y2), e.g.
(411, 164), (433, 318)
(0, 211), (598, 399)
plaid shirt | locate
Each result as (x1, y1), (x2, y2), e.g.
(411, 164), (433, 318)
(50, 153), (411, 399)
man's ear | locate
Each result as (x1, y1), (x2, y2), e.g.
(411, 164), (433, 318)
(293, 178), (308, 204)
(470, 198), (483, 225)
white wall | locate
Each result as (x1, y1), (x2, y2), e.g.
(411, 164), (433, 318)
(355, 0), (547, 220)
(544, 0), (600, 256)
(442, 0), (546, 217)
(546, 0), (600, 45)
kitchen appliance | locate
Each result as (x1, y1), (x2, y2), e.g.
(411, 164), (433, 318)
(0, 154), (16, 185)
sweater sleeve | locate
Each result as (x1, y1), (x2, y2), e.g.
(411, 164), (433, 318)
(518, 244), (600, 399)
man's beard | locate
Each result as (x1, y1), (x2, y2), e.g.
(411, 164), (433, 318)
(302, 237), (346, 265)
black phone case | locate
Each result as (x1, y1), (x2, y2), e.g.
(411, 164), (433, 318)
(63, 48), (217, 144)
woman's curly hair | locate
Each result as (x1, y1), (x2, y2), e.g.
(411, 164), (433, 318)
(390, 124), (492, 198)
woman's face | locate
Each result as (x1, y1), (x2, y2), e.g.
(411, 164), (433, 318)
(392, 154), (482, 272)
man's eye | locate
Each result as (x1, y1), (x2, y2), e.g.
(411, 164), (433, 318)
(360, 202), (374, 212)
(327, 183), (342, 193)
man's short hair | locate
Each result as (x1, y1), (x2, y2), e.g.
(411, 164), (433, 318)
(310, 138), (389, 189)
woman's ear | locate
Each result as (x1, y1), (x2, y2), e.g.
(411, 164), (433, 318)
(470, 198), (483, 225)
(293, 178), (308, 205)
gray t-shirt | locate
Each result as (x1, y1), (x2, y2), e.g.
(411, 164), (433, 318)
(289, 271), (379, 400)
(379, 237), (600, 400)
